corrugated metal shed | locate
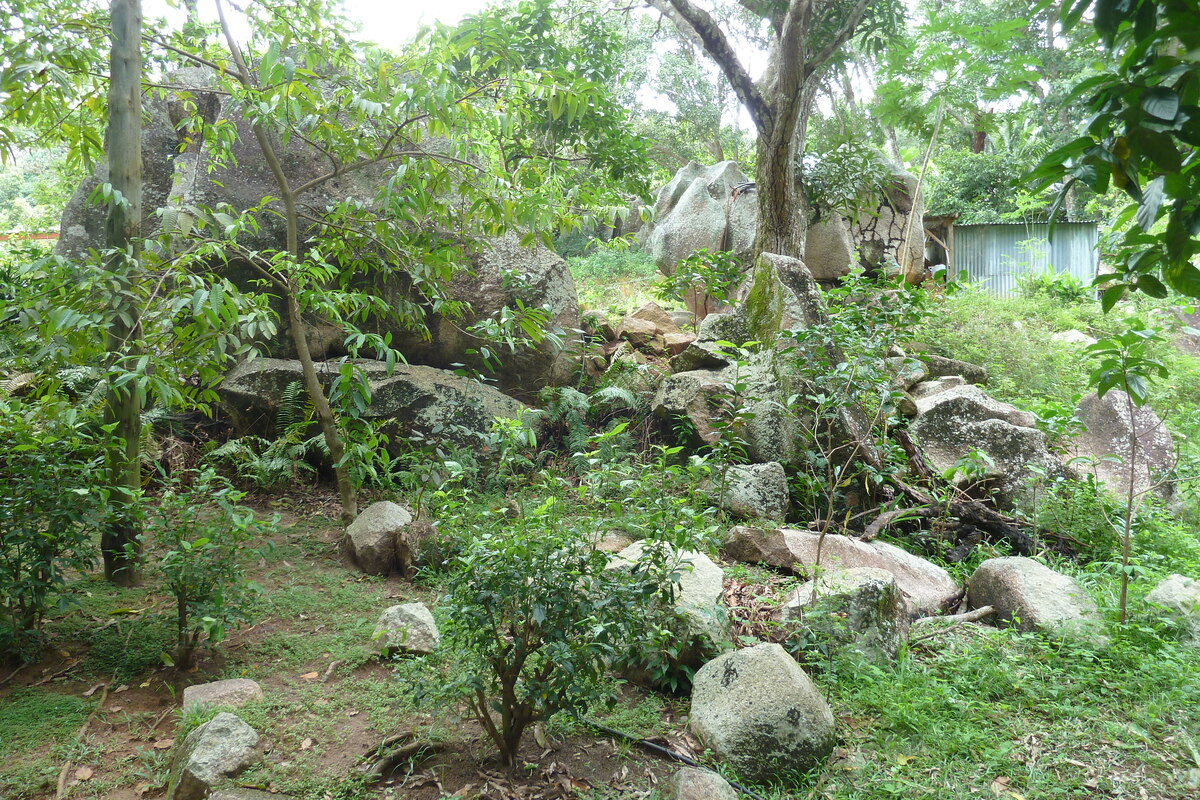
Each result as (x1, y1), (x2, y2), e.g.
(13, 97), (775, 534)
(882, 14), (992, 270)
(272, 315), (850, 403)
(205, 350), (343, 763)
(952, 222), (1098, 295)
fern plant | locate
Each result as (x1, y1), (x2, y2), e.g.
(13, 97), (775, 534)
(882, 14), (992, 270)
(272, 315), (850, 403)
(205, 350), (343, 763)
(536, 385), (644, 473)
(207, 381), (320, 488)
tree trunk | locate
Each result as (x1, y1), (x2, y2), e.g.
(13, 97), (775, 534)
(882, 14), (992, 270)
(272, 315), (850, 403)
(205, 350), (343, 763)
(754, 122), (805, 260)
(971, 128), (987, 153)
(101, 0), (144, 587)
(216, 0), (358, 525)
(284, 289), (357, 523)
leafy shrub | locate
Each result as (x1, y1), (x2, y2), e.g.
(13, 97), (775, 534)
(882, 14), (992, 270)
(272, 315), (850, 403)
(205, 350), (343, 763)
(437, 511), (668, 766)
(1015, 267), (1092, 303)
(800, 140), (894, 222)
(655, 248), (741, 318)
(1028, 475), (1121, 563)
(149, 468), (275, 670)
(781, 269), (926, 515)
(0, 396), (105, 660)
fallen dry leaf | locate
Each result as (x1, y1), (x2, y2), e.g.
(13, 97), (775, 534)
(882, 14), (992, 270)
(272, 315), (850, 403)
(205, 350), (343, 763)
(301, 738), (313, 750)
(82, 684), (105, 697)
(153, 739), (174, 749)
(74, 766), (93, 781)
(114, 684), (130, 693)
(990, 776), (1011, 796)
(299, 671), (319, 681)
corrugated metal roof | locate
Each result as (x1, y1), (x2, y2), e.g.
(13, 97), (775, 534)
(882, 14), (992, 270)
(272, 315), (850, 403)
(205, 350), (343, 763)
(954, 222), (1097, 295)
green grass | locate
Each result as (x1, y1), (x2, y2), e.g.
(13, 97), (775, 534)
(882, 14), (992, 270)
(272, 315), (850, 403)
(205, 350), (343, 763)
(0, 688), (94, 798)
(567, 249), (667, 318)
(808, 628), (1200, 800)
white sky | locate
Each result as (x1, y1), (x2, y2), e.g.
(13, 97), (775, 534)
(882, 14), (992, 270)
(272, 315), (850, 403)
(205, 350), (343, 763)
(147, 0), (495, 51)
(345, 0), (493, 49)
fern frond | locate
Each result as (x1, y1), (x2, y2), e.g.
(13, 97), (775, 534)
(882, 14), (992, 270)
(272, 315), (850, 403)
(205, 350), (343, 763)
(590, 385), (643, 413)
(276, 380), (313, 433)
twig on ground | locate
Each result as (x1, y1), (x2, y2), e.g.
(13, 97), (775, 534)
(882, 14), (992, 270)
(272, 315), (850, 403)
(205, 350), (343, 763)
(35, 663), (79, 686)
(909, 605), (996, 645)
(321, 659), (345, 683)
(0, 664), (22, 687)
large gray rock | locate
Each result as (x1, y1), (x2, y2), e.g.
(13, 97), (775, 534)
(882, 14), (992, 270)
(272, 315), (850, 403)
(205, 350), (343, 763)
(724, 527), (959, 616)
(57, 71), (579, 397)
(849, 166), (925, 283)
(1145, 573), (1200, 645)
(910, 375), (967, 400)
(642, 161), (756, 275)
(181, 679), (263, 712)
(911, 385), (1066, 508)
(609, 541), (728, 650)
(719, 462), (790, 521)
(373, 602), (440, 656)
(689, 643), (836, 783)
(805, 215), (856, 282)
(920, 354), (988, 385)
(167, 712), (259, 800)
(913, 384), (1035, 429)
(666, 767), (737, 800)
(641, 160), (925, 284)
(344, 501), (414, 576)
(1070, 391), (1176, 501)
(968, 557), (1105, 644)
(219, 358), (533, 450)
(779, 567), (908, 663)
(377, 231), (582, 398)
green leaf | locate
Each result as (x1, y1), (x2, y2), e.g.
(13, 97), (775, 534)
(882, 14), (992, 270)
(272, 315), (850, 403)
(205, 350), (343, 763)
(1164, 263), (1200, 298)
(1142, 87), (1180, 122)
(1136, 176), (1164, 231)
(1100, 283), (1127, 312)
(1134, 273), (1168, 298)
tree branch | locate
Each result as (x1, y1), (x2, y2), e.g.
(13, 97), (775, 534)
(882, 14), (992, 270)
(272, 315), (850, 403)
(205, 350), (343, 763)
(805, 0), (873, 79)
(647, 0), (771, 130)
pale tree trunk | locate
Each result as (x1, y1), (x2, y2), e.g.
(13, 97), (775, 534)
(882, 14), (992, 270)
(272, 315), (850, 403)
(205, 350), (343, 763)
(101, 0), (144, 586)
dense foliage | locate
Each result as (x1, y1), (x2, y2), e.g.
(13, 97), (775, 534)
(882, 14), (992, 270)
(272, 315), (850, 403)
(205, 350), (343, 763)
(0, 397), (104, 660)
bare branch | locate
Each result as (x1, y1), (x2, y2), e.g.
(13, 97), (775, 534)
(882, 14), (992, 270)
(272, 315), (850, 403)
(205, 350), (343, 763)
(646, 0), (771, 130)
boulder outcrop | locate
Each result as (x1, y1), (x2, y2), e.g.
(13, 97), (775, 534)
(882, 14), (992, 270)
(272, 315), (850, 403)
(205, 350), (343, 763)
(219, 358), (533, 449)
(724, 526), (959, 615)
(779, 567), (908, 663)
(1069, 390), (1175, 500)
(57, 71), (579, 397)
(166, 712), (259, 800)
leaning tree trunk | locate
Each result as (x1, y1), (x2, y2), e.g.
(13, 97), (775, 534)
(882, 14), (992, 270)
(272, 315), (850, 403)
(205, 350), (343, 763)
(215, 0), (358, 525)
(101, 0), (144, 586)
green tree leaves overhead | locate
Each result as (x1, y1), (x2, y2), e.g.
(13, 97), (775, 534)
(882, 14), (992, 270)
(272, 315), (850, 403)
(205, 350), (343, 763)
(1030, 0), (1200, 299)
